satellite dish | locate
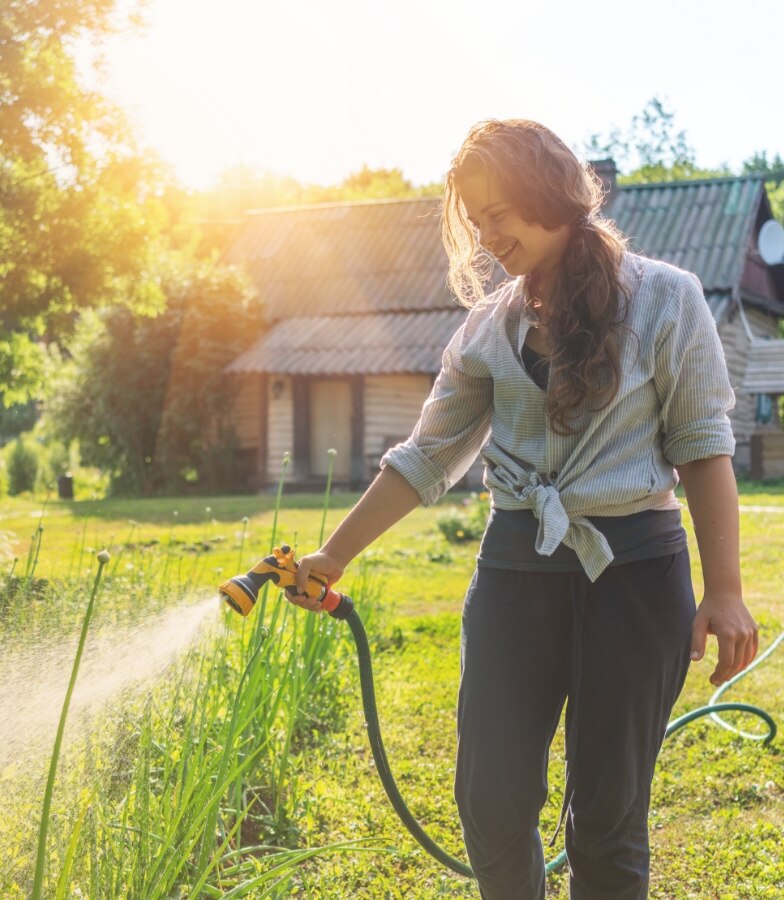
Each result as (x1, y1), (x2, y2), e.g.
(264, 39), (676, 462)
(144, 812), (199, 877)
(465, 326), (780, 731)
(758, 219), (784, 265)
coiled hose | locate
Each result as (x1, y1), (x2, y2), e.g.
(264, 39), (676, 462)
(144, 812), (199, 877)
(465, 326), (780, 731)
(336, 603), (782, 879)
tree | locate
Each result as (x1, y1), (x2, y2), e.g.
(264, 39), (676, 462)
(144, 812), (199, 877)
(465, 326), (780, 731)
(306, 165), (441, 202)
(47, 260), (264, 496)
(192, 164), (442, 223)
(583, 97), (730, 184)
(741, 151), (784, 222)
(1, 0), (167, 403)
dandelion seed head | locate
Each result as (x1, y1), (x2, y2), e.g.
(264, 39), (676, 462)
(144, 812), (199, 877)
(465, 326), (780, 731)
(97, 550), (111, 563)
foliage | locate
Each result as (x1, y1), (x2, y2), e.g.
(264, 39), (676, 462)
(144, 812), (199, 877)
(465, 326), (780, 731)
(0, 398), (38, 443)
(0, 477), (376, 897)
(583, 97), (731, 184)
(192, 163), (443, 222)
(47, 259), (264, 496)
(436, 491), (491, 543)
(5, 434), (41, 495)
(742, 150), (784, 222)
(0, 0), (181, 404)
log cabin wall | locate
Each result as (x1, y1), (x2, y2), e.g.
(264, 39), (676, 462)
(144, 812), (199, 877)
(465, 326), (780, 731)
(718, 306), (781, 473)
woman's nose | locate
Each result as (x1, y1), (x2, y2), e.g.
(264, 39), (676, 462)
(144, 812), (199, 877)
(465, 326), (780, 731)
(479, 221), (498, 248)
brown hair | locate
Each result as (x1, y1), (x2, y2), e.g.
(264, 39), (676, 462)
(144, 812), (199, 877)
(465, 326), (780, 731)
(442, 118), (632, 434)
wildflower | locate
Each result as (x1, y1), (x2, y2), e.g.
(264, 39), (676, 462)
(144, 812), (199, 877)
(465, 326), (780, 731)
(97, 550), (111, 563)
(242, 516), (249, 525)
(327, 448), (338, 457)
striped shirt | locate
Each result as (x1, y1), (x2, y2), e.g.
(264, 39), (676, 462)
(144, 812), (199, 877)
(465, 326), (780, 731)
(380, 251), (736, 582)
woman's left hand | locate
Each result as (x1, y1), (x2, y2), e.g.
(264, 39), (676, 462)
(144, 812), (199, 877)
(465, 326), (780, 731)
(690, 593), (758, 686)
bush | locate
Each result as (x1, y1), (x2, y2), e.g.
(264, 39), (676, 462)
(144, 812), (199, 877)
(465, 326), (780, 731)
(5, 435), (40, 495)
(436, 491), (491, 543)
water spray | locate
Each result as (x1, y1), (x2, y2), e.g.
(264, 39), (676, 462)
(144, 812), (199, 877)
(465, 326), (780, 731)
(220, 547), (780, 880)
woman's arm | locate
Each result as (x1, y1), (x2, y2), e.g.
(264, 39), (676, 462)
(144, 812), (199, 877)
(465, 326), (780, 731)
(676, 454), (758, 685)
(289, 315), (495, 610)
(290, 466), (422, 609)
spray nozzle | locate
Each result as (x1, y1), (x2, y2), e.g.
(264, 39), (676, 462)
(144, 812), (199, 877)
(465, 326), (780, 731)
(219, 545), (354, 620)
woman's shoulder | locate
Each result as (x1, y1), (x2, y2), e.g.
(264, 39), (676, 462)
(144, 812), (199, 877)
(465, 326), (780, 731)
(621, 251), (705, 322)
(457, 278), (520, 336)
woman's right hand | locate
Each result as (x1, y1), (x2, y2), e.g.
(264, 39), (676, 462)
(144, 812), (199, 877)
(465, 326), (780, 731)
(285, 550), (346, 613)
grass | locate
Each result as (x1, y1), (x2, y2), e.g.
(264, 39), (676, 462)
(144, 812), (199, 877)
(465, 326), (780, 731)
(1, 483), (783, 897)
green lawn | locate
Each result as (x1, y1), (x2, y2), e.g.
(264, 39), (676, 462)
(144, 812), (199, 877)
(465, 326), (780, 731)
(1, 488), (782, 898)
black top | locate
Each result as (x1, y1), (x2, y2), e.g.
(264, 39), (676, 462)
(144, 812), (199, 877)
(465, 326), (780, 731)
(520, 341), (550, 391)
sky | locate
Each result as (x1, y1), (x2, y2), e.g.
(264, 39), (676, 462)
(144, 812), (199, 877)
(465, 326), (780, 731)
(91, 0), (784, 189)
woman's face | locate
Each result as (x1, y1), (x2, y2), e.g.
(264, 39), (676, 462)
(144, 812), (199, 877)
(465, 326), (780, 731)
(456, 166), (572, 283)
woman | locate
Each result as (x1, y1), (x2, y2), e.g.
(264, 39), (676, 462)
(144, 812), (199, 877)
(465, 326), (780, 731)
(288, 119), (758, 899)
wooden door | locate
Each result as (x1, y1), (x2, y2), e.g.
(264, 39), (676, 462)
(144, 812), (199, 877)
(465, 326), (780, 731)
(309, 380), (352, 479)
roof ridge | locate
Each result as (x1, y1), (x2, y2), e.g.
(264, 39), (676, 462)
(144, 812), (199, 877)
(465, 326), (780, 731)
(243, 196), (442, 216)
(618, 173), (767, 191)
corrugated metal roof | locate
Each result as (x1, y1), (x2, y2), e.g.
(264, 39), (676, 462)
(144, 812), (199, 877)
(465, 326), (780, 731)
(223, 198), (454, 321)
(741, 340), (784, 394)
(224, 177), (767, 329)
(607, 176), (764, 293)
(226, 308), (469, 375)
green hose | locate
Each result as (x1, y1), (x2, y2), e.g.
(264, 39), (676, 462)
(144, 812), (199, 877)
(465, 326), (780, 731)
(338, 605), (781, 880)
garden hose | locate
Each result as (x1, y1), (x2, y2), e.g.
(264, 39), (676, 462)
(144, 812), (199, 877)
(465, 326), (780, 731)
(220, 550), (781, 880)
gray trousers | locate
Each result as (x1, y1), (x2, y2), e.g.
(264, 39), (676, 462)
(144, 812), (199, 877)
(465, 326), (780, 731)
(454, 551), (695, 899)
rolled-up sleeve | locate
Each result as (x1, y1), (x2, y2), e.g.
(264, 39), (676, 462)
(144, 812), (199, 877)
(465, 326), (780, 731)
(380, 323), (494, 506)
(653, 272), (736, 466)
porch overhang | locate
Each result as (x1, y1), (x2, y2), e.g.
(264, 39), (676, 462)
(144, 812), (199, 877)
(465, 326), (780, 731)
(225, 308), (467, 376)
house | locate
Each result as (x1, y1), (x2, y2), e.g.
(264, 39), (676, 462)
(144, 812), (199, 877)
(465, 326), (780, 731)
(223, 165), (784, 489)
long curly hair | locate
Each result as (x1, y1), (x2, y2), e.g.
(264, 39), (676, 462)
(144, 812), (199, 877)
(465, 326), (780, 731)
(442, 118), (632, 434)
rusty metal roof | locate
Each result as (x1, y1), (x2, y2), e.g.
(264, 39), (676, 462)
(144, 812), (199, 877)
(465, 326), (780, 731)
(226, 308), (468, 375)
(607, 175), (764, 293)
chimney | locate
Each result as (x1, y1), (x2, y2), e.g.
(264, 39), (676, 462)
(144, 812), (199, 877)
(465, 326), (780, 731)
(589, 159), (618, 210)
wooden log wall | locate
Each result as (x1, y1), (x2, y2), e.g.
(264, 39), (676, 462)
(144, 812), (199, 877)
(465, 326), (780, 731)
(718, 307), (781, 474)
(750, 432), (784, 480)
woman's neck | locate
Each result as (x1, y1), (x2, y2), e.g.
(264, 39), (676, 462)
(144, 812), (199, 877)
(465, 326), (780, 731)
(527, 267), (558, 307)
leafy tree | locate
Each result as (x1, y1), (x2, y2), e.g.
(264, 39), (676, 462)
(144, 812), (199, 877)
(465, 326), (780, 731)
(584, 97), (731, 184)
(742, 151), (784, 222)
(47, 260), (264, 496)
(1, 0), (167, 404)
(0, 399), (38, 443)
(306, 165), (441, 202)
(193, 164), (442, 223)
